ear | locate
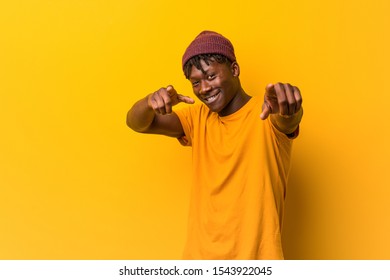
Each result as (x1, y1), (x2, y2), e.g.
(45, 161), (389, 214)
(231, 62), (240, 77)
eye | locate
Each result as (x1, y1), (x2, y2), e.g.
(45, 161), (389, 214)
(207, 74), (215, 80)
(192, 81), (199, 87)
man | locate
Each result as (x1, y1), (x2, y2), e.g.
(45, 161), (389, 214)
(127, 31), (303, 259)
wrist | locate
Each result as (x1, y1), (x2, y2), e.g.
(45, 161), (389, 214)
(271, 107), (303, 134)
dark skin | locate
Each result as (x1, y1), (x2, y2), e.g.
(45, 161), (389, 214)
(127, 59), (303, 137)
(188, 59), (250, 116)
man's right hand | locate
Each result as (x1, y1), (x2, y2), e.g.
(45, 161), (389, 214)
(147, 85), (195, 115)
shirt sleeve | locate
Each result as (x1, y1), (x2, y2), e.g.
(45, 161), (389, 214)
(267, 117), (296, 146)
(174, 104), (200, 147)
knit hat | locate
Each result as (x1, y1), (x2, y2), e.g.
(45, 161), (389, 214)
(182, 31), (236, 70)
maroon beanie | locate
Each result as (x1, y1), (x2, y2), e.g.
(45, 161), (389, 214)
(182, 31), (236, 70)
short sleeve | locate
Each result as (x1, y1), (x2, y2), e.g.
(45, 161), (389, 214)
(174, 104), (200, 147)
(267, 117), (295, 147)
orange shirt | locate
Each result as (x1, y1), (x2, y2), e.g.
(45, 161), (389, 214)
(175, 95), (295, 259)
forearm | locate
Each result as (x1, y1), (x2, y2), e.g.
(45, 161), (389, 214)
(126, 95), (155, 132)
(270, 107), (303, 135)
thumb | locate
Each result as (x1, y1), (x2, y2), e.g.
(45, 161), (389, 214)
(260, 83), (275, 120)
(260, 102), (271, 120)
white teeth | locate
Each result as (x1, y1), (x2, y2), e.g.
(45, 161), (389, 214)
(205, 94), (218, 102)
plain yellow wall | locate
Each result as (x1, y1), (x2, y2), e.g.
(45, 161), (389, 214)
(1, 0), (389, 259)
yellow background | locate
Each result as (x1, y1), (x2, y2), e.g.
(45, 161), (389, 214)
(1, 0), (389, 259)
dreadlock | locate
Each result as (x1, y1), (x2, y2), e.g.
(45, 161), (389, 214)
(183, 54), (233, 79)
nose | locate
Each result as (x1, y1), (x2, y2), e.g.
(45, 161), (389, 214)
(199, 80), (212, 95)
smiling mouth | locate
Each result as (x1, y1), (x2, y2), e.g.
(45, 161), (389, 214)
(203, 92), (220, 103)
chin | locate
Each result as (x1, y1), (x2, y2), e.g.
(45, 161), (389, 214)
(205, 104), (223, 113)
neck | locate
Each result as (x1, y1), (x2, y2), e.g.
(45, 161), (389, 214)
(219, 87), (251, 116)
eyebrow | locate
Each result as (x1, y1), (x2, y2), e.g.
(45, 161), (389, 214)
(189, 66), (211, 80)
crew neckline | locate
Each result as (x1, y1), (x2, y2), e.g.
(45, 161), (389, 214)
(218, 95), (255, 120)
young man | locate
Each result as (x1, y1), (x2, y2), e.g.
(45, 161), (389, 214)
(127, 31), (303, 259)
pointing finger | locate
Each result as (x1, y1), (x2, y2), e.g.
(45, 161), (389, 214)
(177, 94), (195, 104)
(167, 85), (195, 104)
(274, 83), (288, 116)
(284, 83), (296, 115)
